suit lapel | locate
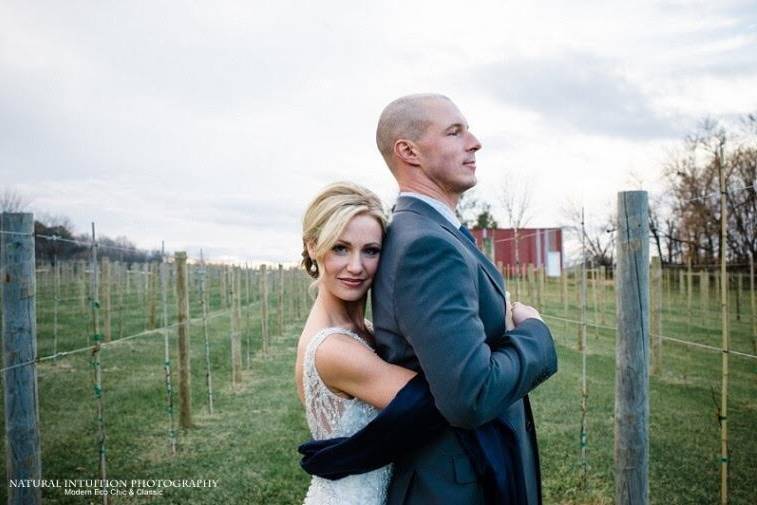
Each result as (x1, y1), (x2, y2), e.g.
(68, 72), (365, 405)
(393, 197), (507, 300)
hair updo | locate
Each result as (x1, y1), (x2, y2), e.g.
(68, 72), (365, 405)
(301, 182), (387, 280)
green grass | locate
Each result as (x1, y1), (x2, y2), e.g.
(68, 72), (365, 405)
(1, 267), (755, 504)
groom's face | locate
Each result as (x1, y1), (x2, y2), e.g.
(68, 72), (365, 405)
(414, 99), (481, 196)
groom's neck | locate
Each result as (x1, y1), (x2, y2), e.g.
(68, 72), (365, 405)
(398, 182), (459, 212)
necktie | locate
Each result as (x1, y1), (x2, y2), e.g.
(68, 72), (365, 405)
(459, 226), (476, 245)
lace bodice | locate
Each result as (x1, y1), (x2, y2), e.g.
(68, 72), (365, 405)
(302, 326), (392, 505)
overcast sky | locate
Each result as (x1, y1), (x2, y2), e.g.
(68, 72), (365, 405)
(3, 1), (756, 263)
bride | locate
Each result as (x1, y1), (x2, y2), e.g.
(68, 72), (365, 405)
(294, 181), (538, 504)
(295, 181), (415, 504)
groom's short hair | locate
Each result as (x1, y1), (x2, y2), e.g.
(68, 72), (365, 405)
(376, 93), (450, 167)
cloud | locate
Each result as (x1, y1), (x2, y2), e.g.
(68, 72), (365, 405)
(472, 53), (683, 140)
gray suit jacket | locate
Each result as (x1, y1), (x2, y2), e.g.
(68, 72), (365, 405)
(371, 196), (557, 504)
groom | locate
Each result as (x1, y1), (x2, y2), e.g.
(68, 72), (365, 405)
(299, 94), (557, 503)
(371, 93), (556, 504)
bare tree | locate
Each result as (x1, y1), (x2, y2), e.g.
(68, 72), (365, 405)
(0, 188), (30, 212)
(498, 171), (532, 230)
(560, 198), (616, 267)
(664, 116), (756, 265)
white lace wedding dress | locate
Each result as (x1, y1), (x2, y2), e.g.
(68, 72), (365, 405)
(302, 326), (392, 505)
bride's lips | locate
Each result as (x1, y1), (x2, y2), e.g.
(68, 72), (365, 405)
(338, 278), (365, 289)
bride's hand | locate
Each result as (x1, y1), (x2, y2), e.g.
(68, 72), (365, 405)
(511, 302), (543, 326)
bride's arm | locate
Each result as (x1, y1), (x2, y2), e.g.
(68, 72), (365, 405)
(315, 334), (416, 409)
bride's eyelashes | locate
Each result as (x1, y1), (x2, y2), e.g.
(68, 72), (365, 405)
(330, 243), (381, 257)
(331, 244), (348, 254)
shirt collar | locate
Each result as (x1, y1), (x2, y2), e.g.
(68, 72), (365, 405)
(398, 192), (461, 228)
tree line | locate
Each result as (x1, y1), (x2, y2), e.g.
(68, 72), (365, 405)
(1, 190), (161, 266)
(457, 114), (755, 269)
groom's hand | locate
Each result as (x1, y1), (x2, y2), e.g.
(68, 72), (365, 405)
(511, 302), (543, 325)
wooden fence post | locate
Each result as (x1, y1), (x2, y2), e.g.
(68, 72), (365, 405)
(614, 191), (649, 505)
(198, 251), (214, 415)
(687, 258), (693, 337)
(148, 262), (158, 329)
(278, 264), (284, 336)
(260, 265), (269, 355)
(699, 267), (710, 326)
(579, 210), (588, 352)
(1, 212), (42, 505)
(245, 265), (252, 368)
(302, 271), (309, 319)
(53, 257), (60, 358)
(591, 265), (598, 328)
(561, 266), (568, 335)
(231, 266), (243, 386)
(175, 252), (193, 429)
(751, 253), (756, 354)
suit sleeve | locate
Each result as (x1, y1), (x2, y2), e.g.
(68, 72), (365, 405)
(394, 234), (557, 429)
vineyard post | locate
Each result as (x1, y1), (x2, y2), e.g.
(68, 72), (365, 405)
(650, 256), (662, 375)
(717, 155), (729, 505)
(579, 209), (588, 352)
(514, 228), (521, 300)
(614, 191), (649, 505)
(142, 262), (149, 330)
(591, 264), (598, 330)
(89, 223), (108, 504)
(231, 266), (243, 387)
(665, 268), (671, 305)
(221, 265), (228, 309)
(148, 262), (158, 329)
(260, 265), (269, 355)
(102, 256), (112, 342)
(245, 264), (252, 368)
(735, 272), (742, 322)
(301, 270), (309, 319)
(579, 207), (589, 488)
(198, 250), (214, 415)
(278, 264), (284, 337)
(124, 263), (131, 331)
(561, 265), (568, 335)
(530, 263), (535, 301)
(175, 251), (193, 429)
(1, 212), (42, 505)
(687, 258), (693, 337)
(53, 256), (60, 359)
(750, 253), (756, 354)
(699, 266), (710, 326)
(160, 243), (177, 454)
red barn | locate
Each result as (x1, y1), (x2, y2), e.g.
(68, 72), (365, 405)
(470, 227), (564, 277)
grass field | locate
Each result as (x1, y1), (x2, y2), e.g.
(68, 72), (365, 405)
(1, 266), (756, 504)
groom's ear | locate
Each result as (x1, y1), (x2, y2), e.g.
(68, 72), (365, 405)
(394, 139), (421, 167)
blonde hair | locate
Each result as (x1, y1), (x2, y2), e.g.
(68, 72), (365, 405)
(301, 182), (387, 279)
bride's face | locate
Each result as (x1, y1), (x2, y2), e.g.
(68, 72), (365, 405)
(318, 213), (383, 303)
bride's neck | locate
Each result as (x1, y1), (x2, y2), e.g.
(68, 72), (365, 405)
(313, 287), (366, 331)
